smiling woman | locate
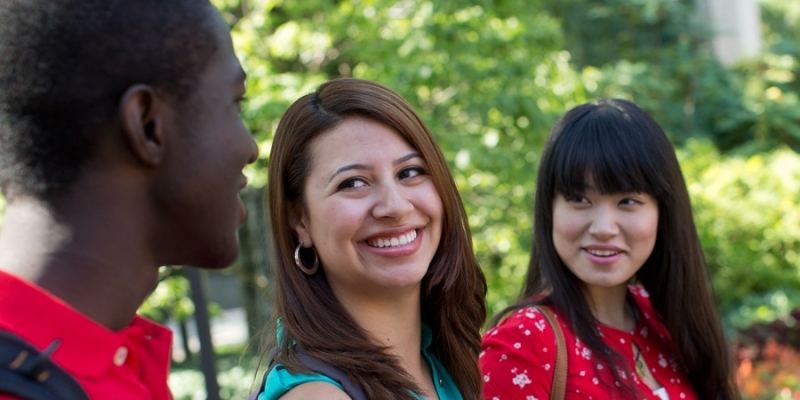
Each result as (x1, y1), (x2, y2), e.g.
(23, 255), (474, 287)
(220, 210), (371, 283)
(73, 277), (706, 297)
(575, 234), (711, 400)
(255, 78), (487, 400)
(479, 99), (739, 400)
(294, 116), (444, 299)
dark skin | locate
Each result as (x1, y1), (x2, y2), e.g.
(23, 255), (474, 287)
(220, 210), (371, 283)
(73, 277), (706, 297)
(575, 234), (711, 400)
(0, 89), (169, 331)
(0, 5), (258, 331)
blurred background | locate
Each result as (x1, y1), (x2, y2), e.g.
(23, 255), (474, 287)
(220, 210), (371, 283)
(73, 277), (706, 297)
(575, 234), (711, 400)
(2, 0), (799, 398)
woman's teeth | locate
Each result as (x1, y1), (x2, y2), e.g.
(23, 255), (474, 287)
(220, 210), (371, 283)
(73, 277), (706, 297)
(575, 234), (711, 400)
(368, 230), (417, 248)
(588, 249), (619, 257)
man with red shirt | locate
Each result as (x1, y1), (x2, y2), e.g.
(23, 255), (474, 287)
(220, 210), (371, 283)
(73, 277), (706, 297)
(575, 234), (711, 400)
(0, 0), (258, 398)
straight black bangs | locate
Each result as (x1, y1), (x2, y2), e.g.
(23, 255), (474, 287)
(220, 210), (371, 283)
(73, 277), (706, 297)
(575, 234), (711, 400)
(548, 103), (669, 199)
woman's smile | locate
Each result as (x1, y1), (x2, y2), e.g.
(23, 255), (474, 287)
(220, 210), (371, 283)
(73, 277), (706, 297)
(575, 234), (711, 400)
(366, 229), (418, 248)
(361, 228), (424, 258)
(552, 189), (658, 290)
(293, 116), (443, 296)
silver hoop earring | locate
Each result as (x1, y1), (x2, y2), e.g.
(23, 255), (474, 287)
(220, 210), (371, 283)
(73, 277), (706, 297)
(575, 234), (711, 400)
(294, 241), (319, 275)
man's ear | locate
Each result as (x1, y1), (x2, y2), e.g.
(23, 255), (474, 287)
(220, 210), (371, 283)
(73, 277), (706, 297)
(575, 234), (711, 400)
(119, 84), (169, 166)
(289, 204), (313, 248)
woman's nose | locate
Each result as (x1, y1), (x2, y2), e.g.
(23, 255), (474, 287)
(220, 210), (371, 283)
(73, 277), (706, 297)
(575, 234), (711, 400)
(372, 182), (414, 220)
(588, 205), (619, 240)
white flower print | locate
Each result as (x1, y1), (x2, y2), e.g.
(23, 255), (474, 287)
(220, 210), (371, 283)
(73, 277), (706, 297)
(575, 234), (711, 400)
(582, 347), (592, 360)
(483, 374), (490, 382)
(535, 319), (546, 332)
(513, 342), (522, 349)
(574, 338), (583, 356)
(544, 363), (551, 371)
(512, 371), (532, 388)
(658, 354), (668, 368)
(640, 327), (649, 338)
(526, 396), (539, 400)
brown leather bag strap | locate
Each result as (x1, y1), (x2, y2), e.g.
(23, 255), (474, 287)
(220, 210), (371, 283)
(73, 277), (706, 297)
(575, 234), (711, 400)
(539, 306), (567, 400)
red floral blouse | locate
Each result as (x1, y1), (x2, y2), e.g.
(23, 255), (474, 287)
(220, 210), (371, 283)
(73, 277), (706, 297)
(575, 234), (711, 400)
(480, 286), (698, 400)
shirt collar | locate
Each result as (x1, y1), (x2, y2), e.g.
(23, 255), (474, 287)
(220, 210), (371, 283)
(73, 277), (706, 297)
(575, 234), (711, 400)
(0, 270), (171, 379)
(421, 323), (433, 352)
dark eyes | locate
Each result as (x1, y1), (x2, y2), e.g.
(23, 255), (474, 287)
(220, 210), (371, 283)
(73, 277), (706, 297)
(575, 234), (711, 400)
(336, 166), (427, 191)
(563, 195), (643, 206)
(399, 166), (425, 179)
(619, 198), (641, 206)
(564, 195), (589, 203)
(337, 177), (368, 190)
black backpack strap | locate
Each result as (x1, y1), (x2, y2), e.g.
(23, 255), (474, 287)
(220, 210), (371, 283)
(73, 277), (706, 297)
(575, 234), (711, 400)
(0, 331), (89, 400)
(294, 351), (367, 400)
(245, 347), (277, 400)
(246, 347), (368, 400)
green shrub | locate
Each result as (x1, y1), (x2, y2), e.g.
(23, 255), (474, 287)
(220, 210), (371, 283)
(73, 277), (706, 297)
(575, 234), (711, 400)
(679, 140), (800, 330)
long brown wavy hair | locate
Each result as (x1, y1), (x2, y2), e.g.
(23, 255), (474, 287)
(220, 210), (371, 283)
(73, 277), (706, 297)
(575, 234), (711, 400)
(266, 78), (487, 399)
(490, 99), (738, 400)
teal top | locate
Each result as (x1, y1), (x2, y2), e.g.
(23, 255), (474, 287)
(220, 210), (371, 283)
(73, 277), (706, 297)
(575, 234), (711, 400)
(258, 324), (464, 400)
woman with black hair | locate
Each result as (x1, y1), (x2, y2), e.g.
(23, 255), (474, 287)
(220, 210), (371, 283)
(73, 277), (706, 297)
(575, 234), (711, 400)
(480, 99), (739, 399)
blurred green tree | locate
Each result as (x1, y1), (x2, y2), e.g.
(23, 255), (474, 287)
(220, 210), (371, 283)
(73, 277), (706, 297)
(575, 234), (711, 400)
(165, 0), (800, 331)
(213, 0), (799, 319)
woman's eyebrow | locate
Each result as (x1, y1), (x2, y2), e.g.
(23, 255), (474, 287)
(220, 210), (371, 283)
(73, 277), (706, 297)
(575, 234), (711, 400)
(328, 163), (372, 184)
(394, 152), (421, 165)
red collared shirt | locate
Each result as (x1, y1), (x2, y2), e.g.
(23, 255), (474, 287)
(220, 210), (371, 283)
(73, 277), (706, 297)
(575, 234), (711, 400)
(481, 286), (698, 400)
(0, 270), (173, 400)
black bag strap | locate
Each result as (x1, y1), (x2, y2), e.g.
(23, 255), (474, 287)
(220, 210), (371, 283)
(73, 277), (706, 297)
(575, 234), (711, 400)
(245, 348), (276, 400)
(247, 346), (368, 400)
(0, 331), (89, 400)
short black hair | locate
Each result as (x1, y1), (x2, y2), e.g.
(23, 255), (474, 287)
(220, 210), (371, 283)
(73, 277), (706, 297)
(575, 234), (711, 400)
(0, 0), (219, 198)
